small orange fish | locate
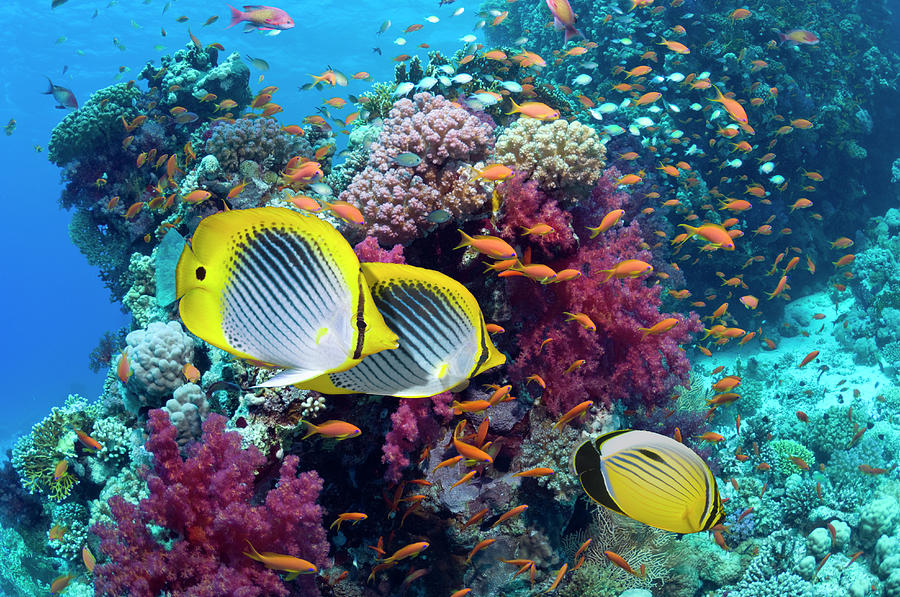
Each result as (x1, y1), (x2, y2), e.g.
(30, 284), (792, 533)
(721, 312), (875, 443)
(243, 540), (317, 579)
(489, 504), (528, 529)
(117, 349), (132, 383)
(324, 201), (365, 225)
(553, 400), (593, 429)
(512, 467), (554, 478)
(301, 419), (361, 440)
(329, 512), (367, 530)
(563, 311), (596, 332)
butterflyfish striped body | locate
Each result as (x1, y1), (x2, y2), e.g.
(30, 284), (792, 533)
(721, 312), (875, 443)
(572, 429), (724, 534)
(297, 262), (505, 397)
(174, 207), (398, 387)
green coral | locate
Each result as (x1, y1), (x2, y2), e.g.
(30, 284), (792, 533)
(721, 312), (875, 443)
(48, 82), (140, 166)
(358, 82), (398, 119)
(11, 395), (93, 501)
(763, 438), (815, 477)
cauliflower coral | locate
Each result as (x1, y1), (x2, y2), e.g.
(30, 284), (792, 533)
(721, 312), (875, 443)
(494, 118), (606, 191)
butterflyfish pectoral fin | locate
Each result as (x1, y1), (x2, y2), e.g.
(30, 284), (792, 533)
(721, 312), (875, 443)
(296, 262), (505, 398)
(253, 368), (331, 388)
(174, 207), (398, 387)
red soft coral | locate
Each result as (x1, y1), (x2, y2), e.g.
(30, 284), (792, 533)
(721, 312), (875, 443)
(92, 410), (328, 597)
(506, 170), (702, 417)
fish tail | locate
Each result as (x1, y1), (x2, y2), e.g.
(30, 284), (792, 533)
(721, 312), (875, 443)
(300, 419), (318, 440)
(226, 5), (243, 28)
(563, 26), (584, 43)
(505, 97), (521, 116)
(600, 269), (615, 283)
(453, 229), (474, 251)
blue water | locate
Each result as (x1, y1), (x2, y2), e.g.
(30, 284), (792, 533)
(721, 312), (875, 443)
(0, 0), (481, 449)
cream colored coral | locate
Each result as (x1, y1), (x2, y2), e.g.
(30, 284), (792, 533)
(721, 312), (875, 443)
(494, 118), (606, 190)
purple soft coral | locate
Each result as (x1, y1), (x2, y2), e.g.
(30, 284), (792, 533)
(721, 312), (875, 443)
(92, 410), (328, 597)
(382, 392), (454, 482)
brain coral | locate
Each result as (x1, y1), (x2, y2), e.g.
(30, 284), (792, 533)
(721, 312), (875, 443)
(494, 118), (606, 190)
(123, 321), (194, 412)
(340, 92), (495, 244)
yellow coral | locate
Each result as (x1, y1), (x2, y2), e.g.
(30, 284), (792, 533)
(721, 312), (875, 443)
(494, 118), (606, 190)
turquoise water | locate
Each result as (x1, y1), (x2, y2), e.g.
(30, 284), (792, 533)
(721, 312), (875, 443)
(1, 0), (899, 595)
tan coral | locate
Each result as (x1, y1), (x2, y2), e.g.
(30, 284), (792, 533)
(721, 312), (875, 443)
(494, 118), (606, 190)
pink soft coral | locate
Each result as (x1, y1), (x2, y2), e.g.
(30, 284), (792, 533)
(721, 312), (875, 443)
(92, 410), (328, 597)
(382, 392), (454, 482)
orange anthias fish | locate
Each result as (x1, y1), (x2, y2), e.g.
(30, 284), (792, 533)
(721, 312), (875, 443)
(506, 98), (559, 120)
(710, 85), (749, 128)
(73, 428), (103, 451)
(330, 512), (367, 530)
(545, 0), (584, 43)
(563, 312), (596, 332)
(380, 541), (430, 564)
(455, 230), (517, 260)
(301, 420), (361, 440)
(243, 540), (317, 580)
(490, 504), (529, 529)
(323, 201), (365, 225)
(599, 259), (653, 281)
(587, 209), (625, 237)
(553, 400), (593, 429)
(117, 350), (132, 383)
(638, 317), (678, 337)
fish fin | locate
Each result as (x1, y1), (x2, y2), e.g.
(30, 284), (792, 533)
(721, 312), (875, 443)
(253, 368), (329, 388)
(243, 22), (258, 33)
(300, 420), (318, 440)
(553, 16), (564, 31)
(563, 26), (585, 43)
(505, 97), (521, 116)
(284, 571), (300, 581)
(226, 5), (243, 28)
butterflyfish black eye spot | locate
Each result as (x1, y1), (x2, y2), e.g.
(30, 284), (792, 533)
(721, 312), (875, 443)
(196, 266), (206, 281)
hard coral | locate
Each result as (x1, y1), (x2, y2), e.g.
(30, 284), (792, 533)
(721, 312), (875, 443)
(92, 410), (328, 597)
(494, 117), (606, 191)
(204, 117), (311, 174)
(123, 321), (195, 412)
(49, 82), (141, 168)
(341, 92), (495, 244)
(11, 396), (92, 501)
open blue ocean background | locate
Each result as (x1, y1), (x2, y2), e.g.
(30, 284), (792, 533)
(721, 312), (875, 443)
(0, 0), (481, 452)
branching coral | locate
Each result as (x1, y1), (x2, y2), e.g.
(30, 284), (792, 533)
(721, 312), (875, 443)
(92, 410), (329, 597)
(11, 396), (93, 501)
(494, 117), (606, 191)
(340, 92), (495, 244)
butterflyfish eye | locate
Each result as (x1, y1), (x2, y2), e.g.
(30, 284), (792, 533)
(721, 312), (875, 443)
(195, 266), (206, 281)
